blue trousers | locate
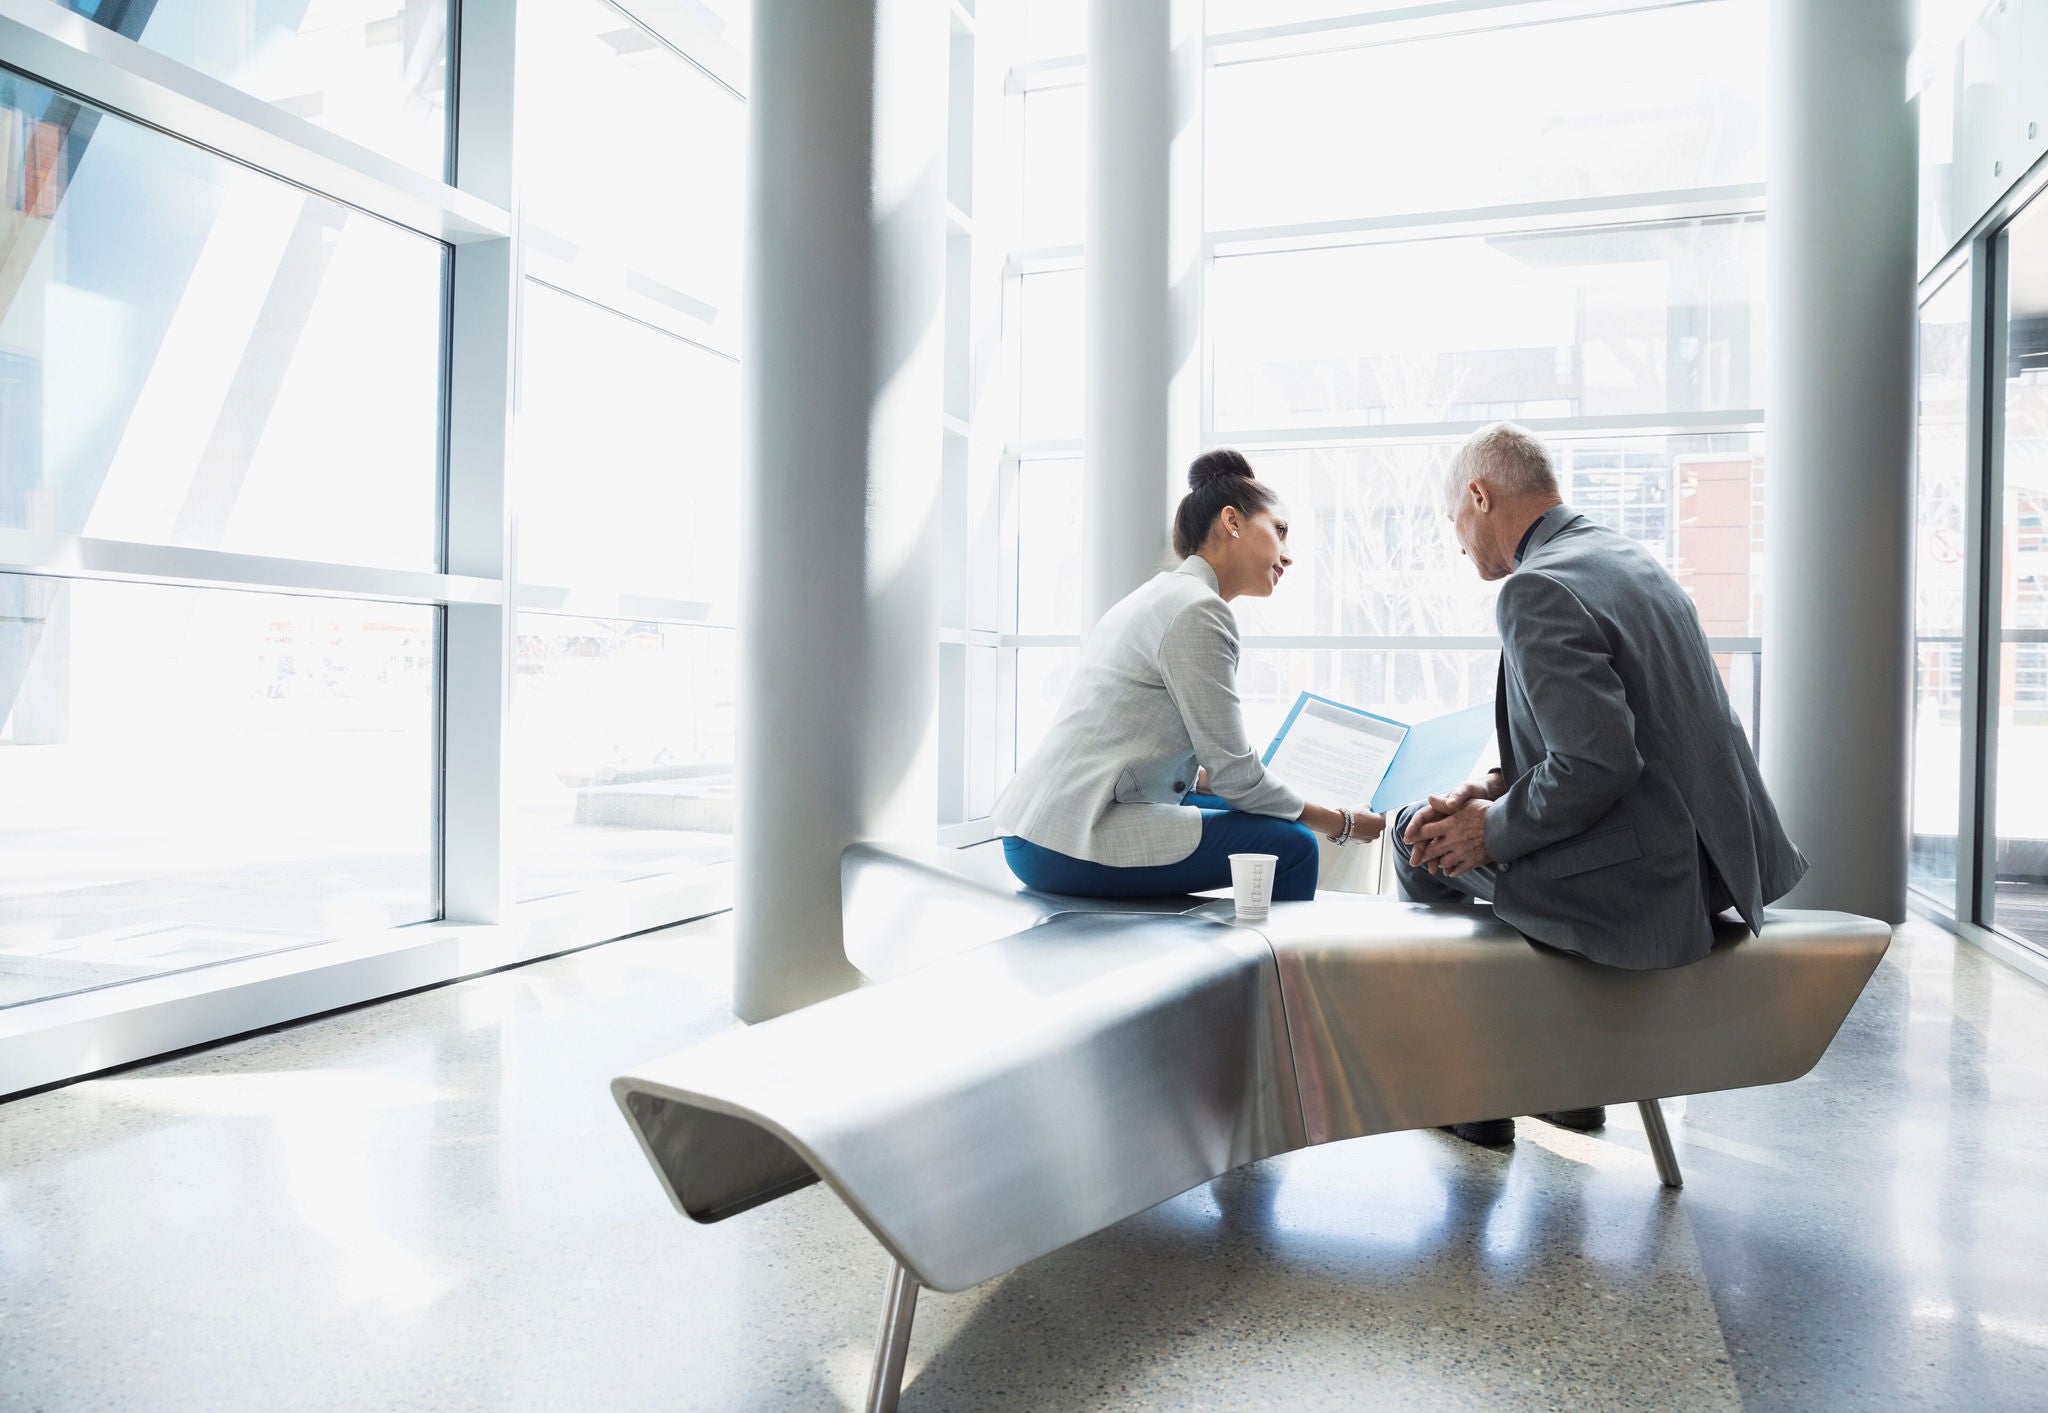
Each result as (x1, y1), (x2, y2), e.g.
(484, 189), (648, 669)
(1002, 794), (1320, 901)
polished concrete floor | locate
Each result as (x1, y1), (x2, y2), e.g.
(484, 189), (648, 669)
(1, 914), (2044, 1410)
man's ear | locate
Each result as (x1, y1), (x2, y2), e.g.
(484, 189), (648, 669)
(1468, 480), (1490, 514)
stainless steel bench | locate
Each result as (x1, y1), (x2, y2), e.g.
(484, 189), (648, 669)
(615, 843), (1890, 1411)
(838, 838), (1208, 980)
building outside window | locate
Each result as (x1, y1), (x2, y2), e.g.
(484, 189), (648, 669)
(1567, 451), (1674, 565)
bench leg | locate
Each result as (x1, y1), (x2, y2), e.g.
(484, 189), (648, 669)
(865, 1257), (920, 1413)
(1637, 1098), (1683, 1188)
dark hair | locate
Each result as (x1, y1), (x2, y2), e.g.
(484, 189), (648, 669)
(1171, 448), (1278, 559)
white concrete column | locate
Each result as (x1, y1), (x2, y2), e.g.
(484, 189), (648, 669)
(735, 0), (946, 1021)
(1761, 0), (1917, 922)
(1165, 0), (1206, 495)
(1084, 0), (1173, 621)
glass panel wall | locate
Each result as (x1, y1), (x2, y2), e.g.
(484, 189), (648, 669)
(1205, 1), (1764, 231)
(0, 578), (436, 1006)
(1018, 266), (1084, 441)
(1019, 0), (1086, 62)
(1015, 646), (1079, 768)
(1020, 82), (1084, 248)
(517, 0), (746, 332)
(1911, 271), (1973, 905)
(0, 45), (447, 1012)
(1016, 458), (1083, 636)
(1234, 433), (1760, 640)
(60, 0), (451, 177)
(1194, 0), (1766, 766)
(0, 0), (757, 1037)
(1239, 648), (1502, 747)
(1209, 218), (1764, 432)
(0, 69), (445, 569)
(510, 1), (747, 899)
(1993, 203), (2048, 946)
(986, 1), (1765, 832)
(1207, 1), (1420, 33)
(517, 284), (742, 611)
(991, 18), (1088, 798)
(511, 616), (736, 903)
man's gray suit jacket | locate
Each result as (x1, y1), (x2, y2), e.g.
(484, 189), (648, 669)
(1480, 508), (1808, 969)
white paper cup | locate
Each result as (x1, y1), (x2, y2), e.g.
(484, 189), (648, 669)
(1228, 852), (1280, 920)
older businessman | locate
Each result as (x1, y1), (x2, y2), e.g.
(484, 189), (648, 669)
(1394, 422), (1807, 1146)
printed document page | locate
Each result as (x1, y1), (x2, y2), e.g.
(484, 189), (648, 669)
(1264, 697), (1407, 805)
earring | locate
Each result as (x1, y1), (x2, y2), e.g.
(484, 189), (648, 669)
(1230, 531), (1240, 538)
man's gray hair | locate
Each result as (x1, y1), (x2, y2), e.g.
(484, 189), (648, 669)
(1445, 421), (1559, 508)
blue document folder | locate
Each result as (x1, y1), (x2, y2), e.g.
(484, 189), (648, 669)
(1261, 693), (1497, 813)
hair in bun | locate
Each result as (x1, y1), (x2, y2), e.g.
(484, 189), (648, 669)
(1188, 447), (1255, 490)
(1172, 448), (1276, 559)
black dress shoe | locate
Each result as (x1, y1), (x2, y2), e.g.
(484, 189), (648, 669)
(1439, 1117), (1515, 1146)
(1535, 1106), (1607, 1131)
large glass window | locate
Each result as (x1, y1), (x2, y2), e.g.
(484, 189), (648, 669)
(1015, 458), (1083, 636)
(509, 2), (749, 899)
(964, 645), (1000, 819)
(1993, 203), (2048, 947)
(510, 616), (735, 903)
(0, 0), (756, 1068)
(1174, 0), (1769, 810)
(1205, 0), (1764, 231)
(1019, 0), (1086, 61)
(1014, 646), (1079, 778)
(517, 283), (741, 612)
(1232, 433), (1760, 640)
(1239, 647), (1504, 754)
(1230, 443), (1503, 640)
(0, 70), (446, 570)
(1209, 219), (1764, 433)
(1021, 83), (1084, 248)
(1207, 1), (1425, 32)
(985, 0), (1763, 827)
(61, 0), (451, 177)
(1018, 267), (1084, 441)
(518, 0), (746, 333)
(1912, 272), (1973, 906)
(0, 578), (436, 1007)
(0, 57), (449, 1014)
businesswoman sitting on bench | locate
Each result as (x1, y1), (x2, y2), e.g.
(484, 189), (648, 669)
(994, 449), (1382, 901)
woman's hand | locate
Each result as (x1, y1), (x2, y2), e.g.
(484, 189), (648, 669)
(1300, 802), (1382, 844)
(1195, 766), (1210, 794)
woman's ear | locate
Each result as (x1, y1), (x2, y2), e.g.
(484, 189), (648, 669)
(1219, 505), (1242, 540)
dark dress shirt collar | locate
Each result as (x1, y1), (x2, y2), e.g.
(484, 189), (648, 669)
(1513, 503), (1570, 568)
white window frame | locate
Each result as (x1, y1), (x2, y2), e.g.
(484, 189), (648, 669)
(972, 0), (1771, 832)
(0, 0), (741, 1095)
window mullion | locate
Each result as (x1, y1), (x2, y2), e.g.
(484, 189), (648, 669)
(440, 0), (520, 925)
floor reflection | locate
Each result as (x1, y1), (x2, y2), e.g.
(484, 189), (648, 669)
(1, 915), (2043, 1410)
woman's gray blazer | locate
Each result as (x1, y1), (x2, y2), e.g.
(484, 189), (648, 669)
(992, 556), (1305, 866)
